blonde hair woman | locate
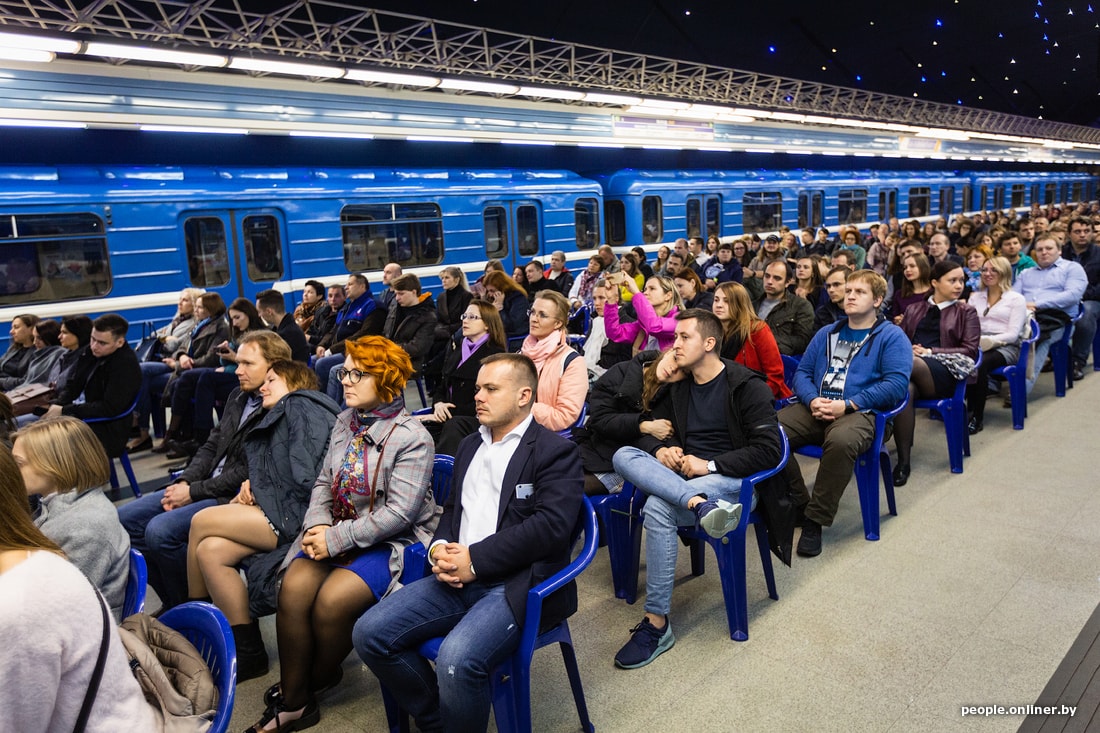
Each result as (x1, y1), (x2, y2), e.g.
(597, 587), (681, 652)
(11, 416), (130, 619)
(519, 290), (588, 431)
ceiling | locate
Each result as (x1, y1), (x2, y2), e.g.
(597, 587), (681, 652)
(356, 0), (1100, 127)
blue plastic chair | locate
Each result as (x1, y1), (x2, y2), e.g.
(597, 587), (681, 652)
(781, 354), (801, 390)
(990, 318), (1039, 430)
(555, 402), (588, 439)
(157, 602), (236, 733)
(675, 427), (790, 641)
(83, 392), (142, 498)
(1050, 304), (1083, 396)
(383, 496), (599, 733)
(914, 350), (982, 474)
(398, 455), (456, 585)
(1093, 320), (1100, 370)
(793, 394), (908, 541)
(589, 481), (646, 602)
(566, 304), (592, 350)
(123, 548), (148, 618)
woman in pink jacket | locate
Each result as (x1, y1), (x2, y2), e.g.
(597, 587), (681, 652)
(519, 290), (588, 431)
(603, 274), (683, 354)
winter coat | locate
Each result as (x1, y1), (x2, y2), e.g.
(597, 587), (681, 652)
(434, 287), (473, 341)
(183, 318), (230, 369)
(180, 387), (267, 503)
(433, 336), (506, 416)
(0, 344), (32, 390)
(52, 344), (141, 457)
(577, 350), (662, 473)
(383, 294), (438, 366)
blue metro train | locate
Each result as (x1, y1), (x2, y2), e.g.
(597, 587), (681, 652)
(0, 165), (1093, 347)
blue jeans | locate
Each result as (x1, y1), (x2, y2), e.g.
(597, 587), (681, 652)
(314, 353), (345, 398)
(137, 361), (173, 434)
(117, 489), (218, 608)
(1027, 326), (1064, 395)
(613, 446), (747, 618)
(1072, 299), (1100, 365)
(354, 577), (520, 733)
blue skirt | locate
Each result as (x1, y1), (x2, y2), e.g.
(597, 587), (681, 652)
(294, 544), (394, 599)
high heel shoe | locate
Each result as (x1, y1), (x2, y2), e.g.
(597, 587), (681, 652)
(244, 699), (320, 733)
(892, 463), (911, 487)
(126, 435), (153, 453)
(967, 416), (983, 435)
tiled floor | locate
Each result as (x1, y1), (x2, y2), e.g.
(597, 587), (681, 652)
(121, 371), (1100, 732)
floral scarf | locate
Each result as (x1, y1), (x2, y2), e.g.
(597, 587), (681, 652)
(330, 394), (405, 522)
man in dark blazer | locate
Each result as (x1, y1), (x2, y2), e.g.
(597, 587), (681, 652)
(354, 352), (584, 733)
(43, 312), (141, 458)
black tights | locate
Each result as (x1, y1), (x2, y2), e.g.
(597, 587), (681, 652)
(275, 560), (376, 709)
(964, 349), (1009, 424)
(893, 357), (941, 468)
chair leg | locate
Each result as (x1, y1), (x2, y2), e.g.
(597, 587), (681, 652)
(688, 537), (706, 577)
(1009, 370), (1026, 429)
(558, 636), (595, 733)
(108, 460), (120, 490)
(942, 403), (964, 474)
(379, 685), (411, 733)
(854, 451), (881, 541)
(879, 449), (897, 517)
(711, 533), (749, 641)
(491, 658), (523, 733)
(118, 452), (142, 498)
(752, 518), (778, 601)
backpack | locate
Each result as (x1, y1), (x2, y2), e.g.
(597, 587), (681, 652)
(119, 613), (217, 733)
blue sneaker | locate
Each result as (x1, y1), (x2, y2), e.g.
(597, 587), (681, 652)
(614, 617), (675, 669)
(694, 498), (742, 539)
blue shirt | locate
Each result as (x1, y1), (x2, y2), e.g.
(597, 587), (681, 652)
(1013, 257), (1087, 315)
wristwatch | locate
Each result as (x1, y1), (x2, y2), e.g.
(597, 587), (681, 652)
(706, 460), (718, 474)
(844, 400), (857, 414)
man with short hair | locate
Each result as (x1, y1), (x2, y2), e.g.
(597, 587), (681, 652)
(598, 244), (621, 273)
(813, 266), (849, 331)
(1017, 218), (1036, 252)
(995, 232), (1036, 281)
(118, 330), (291, 608)
(545, 250), (574, 295)
(315, 273), (383, 392)
(256, 288), (310, 363)
(376, 262), (403, 311)
(688, 236), (710, 272)
(1014, 234), (1087, 393)
(830, 250), (856, 272)
(1062, 217), (1100, 378)
(354, 353), (584, 732)
(754, 260), (815, 355)
(524, 260), (558, 301)
(673, 238), (695, 271)
(780, 271), (912, 557)
(610, 310), (782, 668)
(665, 252), (686, 278)
(927, 233), (964, 266)
(43, 313), (141, 458)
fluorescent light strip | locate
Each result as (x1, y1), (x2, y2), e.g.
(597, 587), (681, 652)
(0, 48), (54, 63)
(638, 98), (691, 110)
(229, 57), (344, 79)
(0, 118), (85, 129)
(517, 86), (585, 101)
(0, 31), (80, 54)
(84, 41), (227, 67)
(287, 131), (375, 139)
(501, 139), (556, 146)
(345, 69), (440, 87)
(140, 125), (249, 134)
(406, 135), (476, 143)
(583, 93), (643, 106)
(438, 79), (519, 95)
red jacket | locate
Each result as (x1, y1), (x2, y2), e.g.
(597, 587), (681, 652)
(722, 323), (792, 400)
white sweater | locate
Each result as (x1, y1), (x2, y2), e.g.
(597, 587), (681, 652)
(0, 551), (158, 733)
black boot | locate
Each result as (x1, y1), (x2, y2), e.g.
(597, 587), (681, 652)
(231, 620), (269, 683)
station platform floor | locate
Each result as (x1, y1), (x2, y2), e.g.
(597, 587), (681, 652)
(117, 369), (1100, 732)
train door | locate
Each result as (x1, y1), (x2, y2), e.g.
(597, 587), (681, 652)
(879, 189), (897, 222)
(939, 186), (955, 218)
(180, 209), (287, 304)
(482, 200), (542, 274)
(686, 194), (720, 238)
(798, 190), (823, 229)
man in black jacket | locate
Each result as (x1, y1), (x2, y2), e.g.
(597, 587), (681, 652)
(43, 313), (141, 458)
(118, 330), (291, 609)
(354, 353), (583, 732)
(256, 288), (311, 363)
(611, 310), (782, 669)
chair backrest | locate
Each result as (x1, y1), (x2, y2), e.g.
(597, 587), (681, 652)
(123, 548), (148, 618)
(157, 602), (236, 733)
(781, 355), (801, 389)
(432, 454), (455, 508)
(556, 402), (588, 438)
(82, 390), (141, 424)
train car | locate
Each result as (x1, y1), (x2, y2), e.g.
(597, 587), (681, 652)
(597, 168), (1096, 246)
(0, 166), (604, 345)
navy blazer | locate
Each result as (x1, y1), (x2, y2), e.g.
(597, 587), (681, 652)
(436, 418), (584, 629)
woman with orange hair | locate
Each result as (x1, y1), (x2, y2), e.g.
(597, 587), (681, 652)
(248, 336), (438, 733)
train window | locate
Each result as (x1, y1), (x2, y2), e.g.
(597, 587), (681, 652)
(798, 191), (823, 229)
(482, 207), (508, 260)
(516, 205), (540, 257)
(705, 196), (720, 237)
(575, 198), (600, 250)
(1031, 184), (1040, 206)
(979, 186), (988, 210)
(242, 215), (283, 282)
(908, 188), (930, 218)
(838, 189), (867, 225)
(1072, 182), (1083, 202)
(1010, 184), (1026, 209)
(961, 185), (972, 213)
(940, 187), (955, 218)
(183, 217), (230, 288)
(606, 200), (626, 245)
(1045, 184), (1056, 204)
(0, 213), (111, 305)
(686, 198), (701, 239)
(742, 192), (782, 234)
(642, 196), (662, 244)
(879, 189), (896, 221)
(342, 203), (444, 271)
(993, 187), (1005, 210)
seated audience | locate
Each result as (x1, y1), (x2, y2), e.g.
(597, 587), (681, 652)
(616, 253), (646, 300)
(375, 262), (403, 312)
(965, 257), (1028, 434)
(712, 282), (791, 400)
(421, 299), (506, 455)
(702, 242), (743, 290)
(433, 266), (473, 342)
(606, 274), (683, 352)
(0, 314), (38, 391)
(516, 290), (588, 431)
(996, 231), (1036, 282)
(13, 416), (130, 620)
(354, 353), (583, 733)
(813, 266), (850, 331)
(780, 271), (912, 557)
(583, 279), (624, 381)
(187, 359), (339, 680)
(754, 261), (816, 356)
(547, 250), (576, 294)
(672, 269), (714, 311)
(524, 260), (558, 301)
(252, 336), (438, 733)
(469, 259), (505, 299)
(887, 251), (932, 324)
(793, 256), (825, 307)
(567, 255), (605, 307)
(257, 289), (311, 363)
(893, 261), (981, 486)
(0, 394), (13, 449)
(1062, 216), (1100, 379)
(294, 279), (328, 337)
(0, 445), (158, 732)
(834, 229), (867, 270)
(6, 320), (63, 392)
(119, 330), (291, 610)
(483, 270), (530, 340)
(314, 274), (386, 396)
(963, 244), (994, 295)
(51, 315), (93, 395)
(306, 284), (344, 350)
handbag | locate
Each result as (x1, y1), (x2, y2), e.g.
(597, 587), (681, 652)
(134, 321), (164, 363)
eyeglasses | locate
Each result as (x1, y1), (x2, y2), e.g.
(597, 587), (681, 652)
(979, 267), (997, 274)
(460, 313), (482, 321)
(527, 308), (558, 321)
(336, 367), (368, 384)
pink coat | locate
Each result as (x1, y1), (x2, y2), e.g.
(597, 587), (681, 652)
(604, 292), (679, 351)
